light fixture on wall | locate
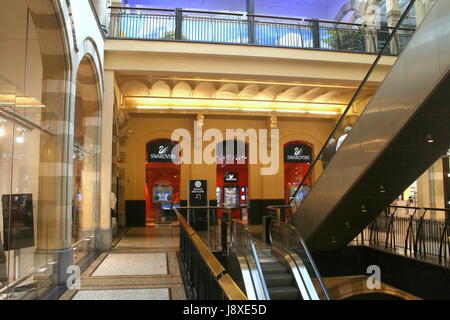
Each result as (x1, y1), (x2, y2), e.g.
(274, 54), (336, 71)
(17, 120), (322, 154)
(15, 129), (25, 144)
(0, 119), (6, 137)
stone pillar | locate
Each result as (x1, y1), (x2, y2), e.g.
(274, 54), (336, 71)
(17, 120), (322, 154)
(97, 70), (115, 251)
(385, 0), (401, 55)
(385, 0), (401, 27)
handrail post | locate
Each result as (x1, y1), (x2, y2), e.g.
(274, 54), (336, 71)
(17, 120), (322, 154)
(175, 8), (183, 40)
(221, 209), (230, 256)
(311, 20), (320, 48)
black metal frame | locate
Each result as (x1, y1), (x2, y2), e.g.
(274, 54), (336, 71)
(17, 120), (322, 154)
(107, 6), (414, 55)
(355, 205), (450, 263)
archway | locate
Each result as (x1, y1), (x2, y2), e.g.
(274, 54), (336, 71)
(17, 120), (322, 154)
(216, 140), (249, 219)
(145, 139), (181, 225)
(72, 56), (102, 262)
(283, 141), (313, 204)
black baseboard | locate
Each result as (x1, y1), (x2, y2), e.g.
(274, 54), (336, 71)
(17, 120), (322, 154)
(131, 199), (284, 226)
(125, 200), (146, 227)
(249, 199), (285, 225)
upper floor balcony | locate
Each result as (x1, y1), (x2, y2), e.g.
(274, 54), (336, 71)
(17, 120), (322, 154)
(107, 6), (415, 56)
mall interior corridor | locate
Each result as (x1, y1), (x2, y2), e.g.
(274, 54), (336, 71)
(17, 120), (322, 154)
(1, 0), (449, 304)
(59, 228), (186, 300)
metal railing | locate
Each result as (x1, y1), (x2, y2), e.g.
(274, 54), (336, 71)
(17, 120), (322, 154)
(290, 0), (425, 211)
(230, 221), (270, 300)
(267, 205), (292, 224)
(353, 205), (450, 263)
(174, 208), (247, 300)
(268, 216), (330, 300)
(107, 6), (414, 55)
(175, 206), (230, 252)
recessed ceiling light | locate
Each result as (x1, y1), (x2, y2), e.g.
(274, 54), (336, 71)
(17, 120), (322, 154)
(136, 106), (170, 109)
(241, 108), (271, 112)
(308, 111), (338, 115)
(275, 109), (307, 113)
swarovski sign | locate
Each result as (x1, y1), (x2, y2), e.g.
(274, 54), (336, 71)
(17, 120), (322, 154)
(284, 143), (312, 163)
(147, 141), (179, 163)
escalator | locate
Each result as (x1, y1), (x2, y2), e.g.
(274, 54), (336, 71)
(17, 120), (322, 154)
(227, 221), (330, 300)
(290, 0), (450, 252)
(259, 248), (300, 300)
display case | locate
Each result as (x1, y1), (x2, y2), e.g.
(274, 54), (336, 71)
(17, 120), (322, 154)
(223, 185), (239, 209)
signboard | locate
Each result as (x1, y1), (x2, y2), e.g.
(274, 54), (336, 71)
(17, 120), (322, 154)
(188, 180), (208, 207)
(224, 172), (239, 183)
(188, 180), (208, 231)
(284, 143), (312, 163)
(147, 141), (179, 163)
(2, 194), (35, 251)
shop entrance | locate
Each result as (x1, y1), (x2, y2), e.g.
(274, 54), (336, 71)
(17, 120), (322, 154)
(216, 140), (249, 219)
(145, 139), (180, 225)
(284, 141), (313, 204)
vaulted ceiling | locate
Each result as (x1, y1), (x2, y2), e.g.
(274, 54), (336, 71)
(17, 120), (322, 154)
(116, 75), (375, 117)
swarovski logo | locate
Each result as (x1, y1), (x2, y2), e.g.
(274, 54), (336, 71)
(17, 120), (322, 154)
(294, 147), (302, 156)
(159, 145), (169, 154)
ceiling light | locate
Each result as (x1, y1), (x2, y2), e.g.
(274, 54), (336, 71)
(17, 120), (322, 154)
(207, 107), (235, 110)
(170, 107), (204, 110)
(308, 111), (338, 115)
(426, 134), (435, 143)
(379, 185), (386, 193)
(136, 106), (170, 109)
(275, 109), (307, 114)
(241, 108), (271, 112)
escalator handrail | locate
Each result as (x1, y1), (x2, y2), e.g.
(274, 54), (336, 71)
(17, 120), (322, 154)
(269, 218), (332, 300)
(289, 0), (418, 207)
(231, 221), (271, 300)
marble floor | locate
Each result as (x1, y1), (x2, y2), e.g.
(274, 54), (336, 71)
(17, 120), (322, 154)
(60, 227), (186, 300)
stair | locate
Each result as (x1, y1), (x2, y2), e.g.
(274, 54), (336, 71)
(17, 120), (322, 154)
(260, 260), (300, 300)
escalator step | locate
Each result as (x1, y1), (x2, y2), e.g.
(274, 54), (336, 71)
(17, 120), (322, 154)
(260, 262), (289, 274)
(268, 286), (300, 300)
(265, 273), (295, 287)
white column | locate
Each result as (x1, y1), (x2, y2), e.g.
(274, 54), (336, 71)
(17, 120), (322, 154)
(98, 70), (115, 251)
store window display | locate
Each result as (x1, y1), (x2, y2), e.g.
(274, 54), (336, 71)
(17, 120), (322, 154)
(216, 140), (249, 219)
(145, 139), (181, 224)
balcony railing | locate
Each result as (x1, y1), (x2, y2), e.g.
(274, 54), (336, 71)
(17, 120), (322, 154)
(107, 6), (415, 55)
(353, 206), (450, 263)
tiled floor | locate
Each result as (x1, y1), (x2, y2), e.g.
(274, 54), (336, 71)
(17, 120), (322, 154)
(60, 227), (186, 300)
(72, 288), (170, 300)
(92, 252), (168, 276)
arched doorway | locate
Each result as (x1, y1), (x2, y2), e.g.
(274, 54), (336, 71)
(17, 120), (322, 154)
(284, 141), (313, 204)
(72, 56), (101, 260)
(145, 139), (181, 225)
(216, 140), (249, 219)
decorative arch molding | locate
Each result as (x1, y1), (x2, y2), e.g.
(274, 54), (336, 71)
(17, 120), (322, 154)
(77, 37), (104, 100)
(26, 0), (75, 252)
(280, 132), (323, 151)
(335, 0), (366, 22)
(25, 0), (105, 258)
